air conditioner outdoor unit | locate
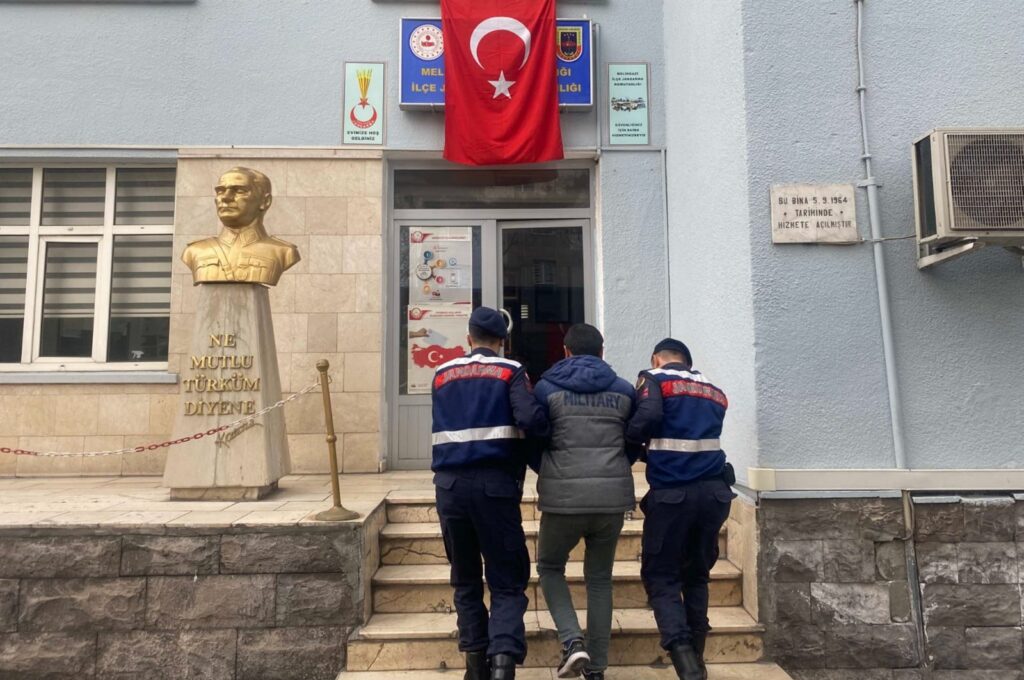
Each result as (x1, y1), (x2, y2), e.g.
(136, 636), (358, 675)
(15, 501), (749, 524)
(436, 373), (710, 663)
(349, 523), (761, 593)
(913, 127), (1024, 268)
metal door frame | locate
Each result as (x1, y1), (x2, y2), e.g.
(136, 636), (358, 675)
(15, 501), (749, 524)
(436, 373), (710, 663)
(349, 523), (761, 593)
(384, 161), (596, 471)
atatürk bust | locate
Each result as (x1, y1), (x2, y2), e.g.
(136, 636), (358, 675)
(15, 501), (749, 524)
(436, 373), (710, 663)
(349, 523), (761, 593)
(182, 167), (300, 286)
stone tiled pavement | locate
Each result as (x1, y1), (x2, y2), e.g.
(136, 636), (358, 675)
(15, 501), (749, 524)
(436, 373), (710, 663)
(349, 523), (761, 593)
(0, 471), (437, 528)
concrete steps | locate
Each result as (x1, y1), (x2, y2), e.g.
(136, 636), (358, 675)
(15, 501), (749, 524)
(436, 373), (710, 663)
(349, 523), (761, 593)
(337, 663), (793, 679)
(372, 560), (743, 613)
(339, 493), (791, 679)
(380, 520), (727, 566)
(346, 607), (764, 671)
(384, 493), (647, 523)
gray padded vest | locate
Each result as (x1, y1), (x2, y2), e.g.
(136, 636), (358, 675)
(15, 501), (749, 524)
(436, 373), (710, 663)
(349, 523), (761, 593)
(536, 390), (636, 514)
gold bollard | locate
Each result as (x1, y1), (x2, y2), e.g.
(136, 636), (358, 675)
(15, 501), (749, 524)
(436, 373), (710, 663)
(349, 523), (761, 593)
(314, 360), (360, 522)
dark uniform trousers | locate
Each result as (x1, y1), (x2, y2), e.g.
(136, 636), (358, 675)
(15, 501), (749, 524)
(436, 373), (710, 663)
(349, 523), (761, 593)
(435, 467), (531, 663)
(640, 478), (735, 650)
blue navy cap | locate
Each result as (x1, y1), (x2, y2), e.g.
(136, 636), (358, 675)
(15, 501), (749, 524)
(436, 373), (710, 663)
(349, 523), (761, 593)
(469, 306), (508, 340)
(653, 338), (692, 365)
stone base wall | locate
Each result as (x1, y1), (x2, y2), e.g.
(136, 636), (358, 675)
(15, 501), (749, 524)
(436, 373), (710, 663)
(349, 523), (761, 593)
(759, 494), (1024, 679)
(0, 512), (380, 679)
(913, 495), (1024, 677)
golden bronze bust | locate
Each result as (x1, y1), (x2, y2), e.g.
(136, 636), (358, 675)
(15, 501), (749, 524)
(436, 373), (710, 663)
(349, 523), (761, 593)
(182, 167), (300, 286)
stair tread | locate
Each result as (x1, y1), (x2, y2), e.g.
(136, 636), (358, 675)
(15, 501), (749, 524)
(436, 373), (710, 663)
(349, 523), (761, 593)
(374, 559), (741, 585)
(381, 519), (722, 539)
(386, 493), (653, 505)
(355, 606), (761, 640)
(338, 663), (793, 679)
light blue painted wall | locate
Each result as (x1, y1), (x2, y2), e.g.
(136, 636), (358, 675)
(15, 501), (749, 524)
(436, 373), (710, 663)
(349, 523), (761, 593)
(596, 150), (670, 377)
(0, 0), (668, 387)
(737, 0), (1024, 470)
(662, 0), (759, 483)
(0, 0), (664, 149)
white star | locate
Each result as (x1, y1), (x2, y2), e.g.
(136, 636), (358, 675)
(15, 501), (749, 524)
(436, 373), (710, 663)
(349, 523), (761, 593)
(488, 70), (516, 99)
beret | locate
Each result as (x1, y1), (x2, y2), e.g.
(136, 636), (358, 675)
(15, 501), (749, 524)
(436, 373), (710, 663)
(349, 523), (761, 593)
(653, 338), (692, 365)
(469, 306), (508, 340)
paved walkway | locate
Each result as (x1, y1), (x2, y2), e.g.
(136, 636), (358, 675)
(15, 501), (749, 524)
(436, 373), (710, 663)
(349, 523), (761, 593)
(0, 471), (436, 528)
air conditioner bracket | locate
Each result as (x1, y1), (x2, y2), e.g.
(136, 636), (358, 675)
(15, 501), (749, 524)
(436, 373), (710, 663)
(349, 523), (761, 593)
(917, 239), (985, 270)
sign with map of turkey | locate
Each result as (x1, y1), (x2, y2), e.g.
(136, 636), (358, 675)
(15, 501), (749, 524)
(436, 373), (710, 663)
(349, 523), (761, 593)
(406, 304), (471, 395)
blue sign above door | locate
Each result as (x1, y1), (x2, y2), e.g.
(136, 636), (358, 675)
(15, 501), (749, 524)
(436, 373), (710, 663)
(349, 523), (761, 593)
(400, 18), (593, 110)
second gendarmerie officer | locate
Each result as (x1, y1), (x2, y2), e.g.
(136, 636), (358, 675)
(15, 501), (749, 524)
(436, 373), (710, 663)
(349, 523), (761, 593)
(626, 338), (736, 680)
(431, 307), (550, 680)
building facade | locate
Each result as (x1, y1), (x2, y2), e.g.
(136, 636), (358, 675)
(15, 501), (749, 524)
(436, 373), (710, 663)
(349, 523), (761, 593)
(1, 0), (1022, 676)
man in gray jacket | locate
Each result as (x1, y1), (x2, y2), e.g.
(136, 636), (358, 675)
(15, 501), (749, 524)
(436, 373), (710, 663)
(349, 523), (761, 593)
(532, 324), (637, 680)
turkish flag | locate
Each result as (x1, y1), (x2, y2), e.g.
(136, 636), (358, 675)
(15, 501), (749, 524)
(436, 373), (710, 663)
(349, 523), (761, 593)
(441, 0), (564, 165)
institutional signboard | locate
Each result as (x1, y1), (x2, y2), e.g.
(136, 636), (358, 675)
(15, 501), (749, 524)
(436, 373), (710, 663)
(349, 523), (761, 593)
(400, 18), (593, 109)
(343, 62), (386, 145)
(608, 63), (651, 146)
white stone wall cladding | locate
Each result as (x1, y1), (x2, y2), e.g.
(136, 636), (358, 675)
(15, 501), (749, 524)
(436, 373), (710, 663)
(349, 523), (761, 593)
(759, 497), (1024, 676)
(172, 157), (384, 477)
(0, 156), (385, 478)
(0, 523), (374, 679)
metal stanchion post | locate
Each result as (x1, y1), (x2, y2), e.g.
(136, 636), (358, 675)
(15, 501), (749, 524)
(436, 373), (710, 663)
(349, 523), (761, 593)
(314, 360), (360, 522)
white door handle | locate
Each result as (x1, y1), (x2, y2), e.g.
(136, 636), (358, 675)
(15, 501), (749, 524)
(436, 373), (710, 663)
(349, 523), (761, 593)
(500, 308), (514, 333)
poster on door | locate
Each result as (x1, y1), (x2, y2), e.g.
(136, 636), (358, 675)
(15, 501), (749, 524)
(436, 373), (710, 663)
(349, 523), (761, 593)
(406, 304), (472, 395)
(408, 227), (474, 305)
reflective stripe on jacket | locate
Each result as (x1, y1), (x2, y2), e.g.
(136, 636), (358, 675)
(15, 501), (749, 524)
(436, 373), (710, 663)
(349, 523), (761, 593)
(629, 364), (728, 489)
(431, 348), (548, 473)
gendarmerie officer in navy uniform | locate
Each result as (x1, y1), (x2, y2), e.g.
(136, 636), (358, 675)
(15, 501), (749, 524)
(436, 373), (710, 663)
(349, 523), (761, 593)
(432, 307), (551, 680)
(626, 338), (736, 680)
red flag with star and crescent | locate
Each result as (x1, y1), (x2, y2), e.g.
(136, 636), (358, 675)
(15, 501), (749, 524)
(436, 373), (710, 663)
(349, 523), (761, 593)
(441, 0), (564, 165)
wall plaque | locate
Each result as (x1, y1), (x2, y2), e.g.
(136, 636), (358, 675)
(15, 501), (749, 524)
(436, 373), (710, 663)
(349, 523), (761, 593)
(771, 183), (859, 243)
(343, 62), (386, 145)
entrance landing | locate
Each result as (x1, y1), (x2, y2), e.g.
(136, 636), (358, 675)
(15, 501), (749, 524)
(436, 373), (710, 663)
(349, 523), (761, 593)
(0, 471), (435, 528)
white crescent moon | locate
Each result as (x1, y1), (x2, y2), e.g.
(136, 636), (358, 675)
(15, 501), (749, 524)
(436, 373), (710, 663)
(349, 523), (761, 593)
(469, 16), (532, 70)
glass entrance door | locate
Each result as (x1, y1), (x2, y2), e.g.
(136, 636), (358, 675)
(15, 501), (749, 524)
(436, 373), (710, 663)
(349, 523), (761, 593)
(388, 218), (592, 470)
(499, 221), (592, 384)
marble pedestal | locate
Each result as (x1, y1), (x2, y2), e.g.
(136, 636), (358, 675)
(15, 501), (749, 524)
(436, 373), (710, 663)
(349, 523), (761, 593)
(163, 284), (290, 500)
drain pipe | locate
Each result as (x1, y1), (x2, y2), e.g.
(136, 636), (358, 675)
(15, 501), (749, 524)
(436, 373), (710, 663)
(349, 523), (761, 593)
(856, 8), (926, 665)
(854, 0), (907, 469)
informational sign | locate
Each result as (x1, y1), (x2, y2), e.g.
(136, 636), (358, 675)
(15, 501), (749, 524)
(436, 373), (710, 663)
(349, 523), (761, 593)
(608, 63), (650, 146)
(400, 18), (593, 109)
(406, 304), (471, 395)
(408, 227), (474, 305)
(771, 184), (859, 243)
(343, 62), (386, 145)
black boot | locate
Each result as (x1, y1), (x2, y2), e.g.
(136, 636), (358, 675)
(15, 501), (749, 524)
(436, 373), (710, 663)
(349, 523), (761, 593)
(490, 653), (516, 680)
(669, 643), (704, 680)
(464, 651), (489, 680)
(692, 635), (708, 680)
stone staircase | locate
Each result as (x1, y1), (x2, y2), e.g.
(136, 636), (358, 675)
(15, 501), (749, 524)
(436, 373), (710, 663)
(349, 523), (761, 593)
(337, 490), (791, 679)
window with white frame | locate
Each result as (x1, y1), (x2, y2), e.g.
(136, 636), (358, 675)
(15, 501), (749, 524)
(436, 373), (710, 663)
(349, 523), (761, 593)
(0, 165), (175, 371)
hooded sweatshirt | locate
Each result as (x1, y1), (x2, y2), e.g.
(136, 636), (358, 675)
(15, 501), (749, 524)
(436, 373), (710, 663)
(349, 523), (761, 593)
(533, 355), (637, 514)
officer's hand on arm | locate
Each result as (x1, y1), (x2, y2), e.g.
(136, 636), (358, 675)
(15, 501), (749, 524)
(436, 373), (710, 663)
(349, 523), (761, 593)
(626, 371), (663, 447)
(510, 369), (551, 439)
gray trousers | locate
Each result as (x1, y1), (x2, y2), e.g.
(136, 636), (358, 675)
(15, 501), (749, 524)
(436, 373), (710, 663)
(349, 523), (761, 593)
(536, 512), (625, 672)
